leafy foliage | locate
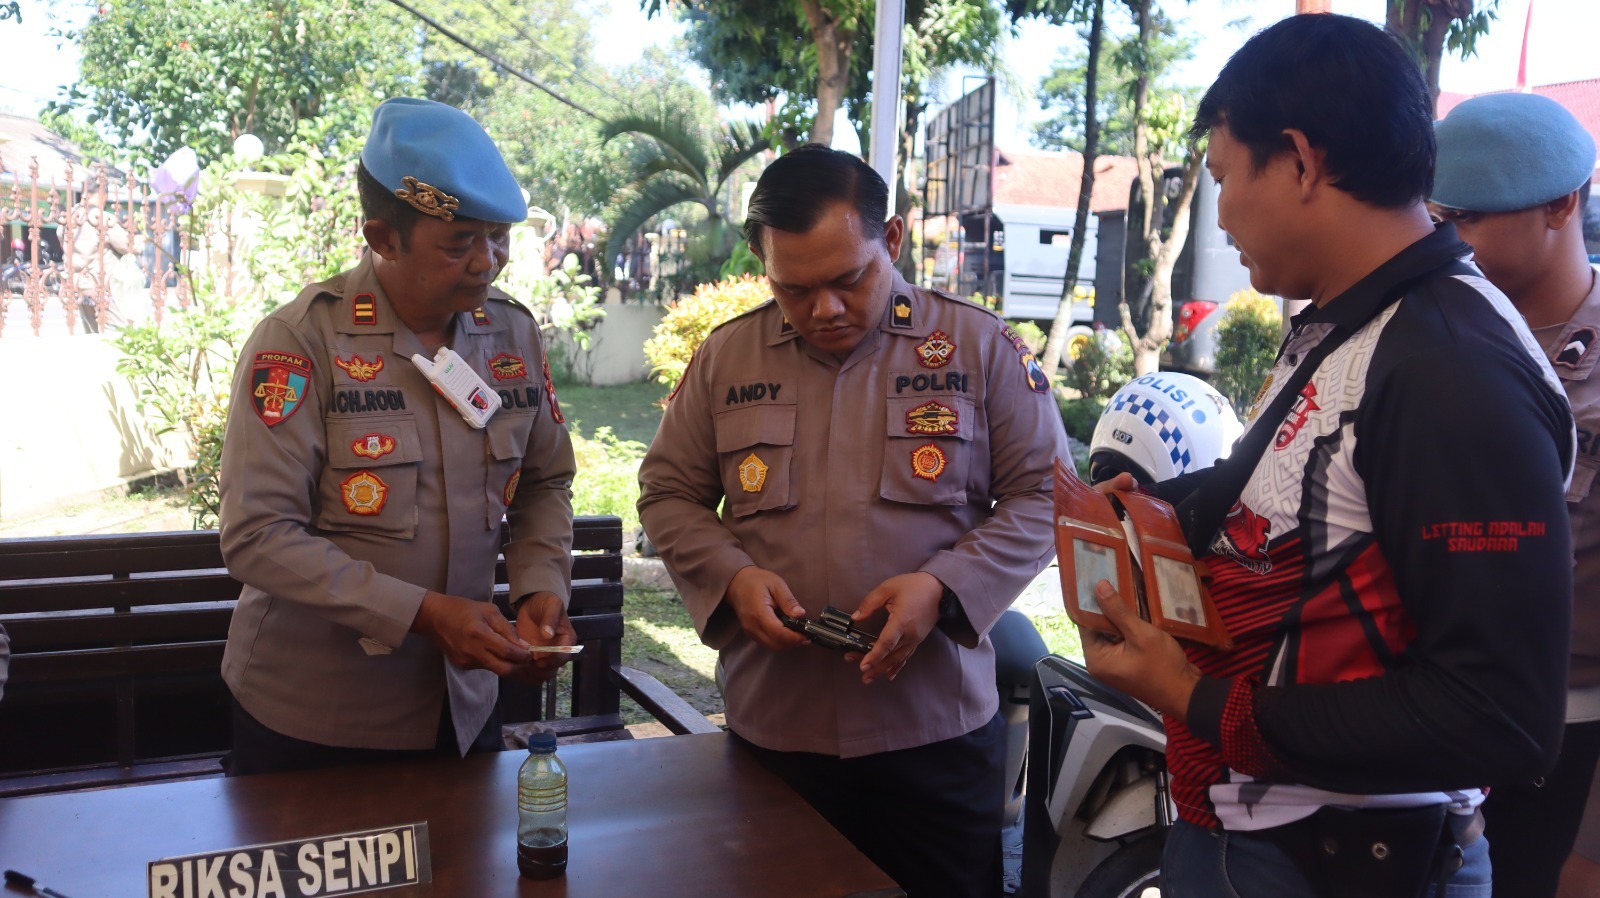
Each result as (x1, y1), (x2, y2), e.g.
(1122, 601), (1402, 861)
(1033, 20), (1195, 156)
(642, 275), (772, 392)
(1060, 326), (1134, 402)
(568, 426), (649, 536)
(56, 0), (415, 164)
(1212, 289), (1282, 415)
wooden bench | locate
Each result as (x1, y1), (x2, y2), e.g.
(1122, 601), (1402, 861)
(0, 515), (715, 798)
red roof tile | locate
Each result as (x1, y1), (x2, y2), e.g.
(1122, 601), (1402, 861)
(990, 147), (1140, 213)
(1437, 78), (1600, 159)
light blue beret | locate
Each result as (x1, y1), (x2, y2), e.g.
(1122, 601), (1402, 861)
(1433, 93), (1597, 213)
(361, 97), (527, 224)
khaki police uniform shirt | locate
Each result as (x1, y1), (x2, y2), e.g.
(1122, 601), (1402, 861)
(638, 272), (1069, 758)
(219, 253), (576, 753)
(1536, 265), (1600, 720)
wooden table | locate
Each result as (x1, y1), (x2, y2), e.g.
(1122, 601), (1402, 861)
(0, 732), (904, 897)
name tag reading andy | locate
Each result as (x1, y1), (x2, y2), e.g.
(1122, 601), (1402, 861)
(148, 822), (431, 898)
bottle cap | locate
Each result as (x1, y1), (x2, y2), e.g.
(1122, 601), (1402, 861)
(528, 731), (557, 753)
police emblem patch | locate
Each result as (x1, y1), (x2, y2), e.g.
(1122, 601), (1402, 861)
(504, 469), (521, 506)
(891, 295), (914, 328)
(915, 331), (957, 369)
(1556, 327), (1597, 369)
(1021, 352), (1051, 394)
(910, 443), (947, 481)
(335, 354), (384, 382)
(543, 360), (565, 424)
(352, 433), (396, 459)
(472, 308), (492, 326)
(906, 401), (959, 435)
(489, 352), (528, 381)
(250, 351), (312, 427)
(341, 470), (389, 515)
(739, 453), (768, 492)
(352, 293), (377, 326)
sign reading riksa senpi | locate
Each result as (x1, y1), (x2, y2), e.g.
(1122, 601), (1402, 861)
(148, 822), (431, 898)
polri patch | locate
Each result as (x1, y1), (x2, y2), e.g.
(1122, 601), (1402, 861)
(352, 433), (396, 459)
(906, 401), (959, 435)
(891, 294), (914, 328)
(916, 330), (956, 369)
(251, 351), (311, 427)
(1021, 351), (1051, 393)
(352, 293), (377, 326)
(472, 308), (491, 326)
(341, 470), (390, 516)
(489, 352), (528, 381)
(911, 443), (947, 482)
(504, 469), (521, 506)
(739, 453), (769, 492)
(543, 359), (565, 424)
(1556, 327), (1597, 369)
(335, 354), (384, 382)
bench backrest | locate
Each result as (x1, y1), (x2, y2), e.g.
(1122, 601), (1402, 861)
(0, 515), (625, 788)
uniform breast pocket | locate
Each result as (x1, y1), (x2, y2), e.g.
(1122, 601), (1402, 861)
(487, 411), (537, 524)
(880, 395), (975, 507)
(713, 403), (797, 518)
(1570, 455), (1600, 504)
(317, 415), (424, 538)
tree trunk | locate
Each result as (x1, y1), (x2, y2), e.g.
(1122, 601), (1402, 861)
(1132, 152), (1203, 374)
(1119, 0), (1157, 360)
(897, 93), (924, 281)
(1041, 0), (1105, 376)
(801, 0), (855, 147)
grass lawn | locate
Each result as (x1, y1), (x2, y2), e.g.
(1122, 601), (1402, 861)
(556, 378), (669, 447)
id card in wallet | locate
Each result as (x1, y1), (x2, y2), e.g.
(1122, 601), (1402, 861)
(412, 347), (500, 429)
(1053, 457), (1231, 649)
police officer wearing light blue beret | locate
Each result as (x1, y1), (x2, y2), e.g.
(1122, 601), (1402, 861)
(1433, 91), (1600, 898)
(218, 98), (579, 774)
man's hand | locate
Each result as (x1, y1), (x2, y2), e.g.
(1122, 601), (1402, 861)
(513, 592), (578, 684)
(1080, 580), (1203, 720)
(411, 590), (532, 675)
(851, 572), (942, 685)
(724, 565), (811, 651)
(1094, 471), (1138, 495)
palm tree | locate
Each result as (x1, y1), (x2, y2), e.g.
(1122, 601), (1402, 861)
(596, 108), (770, 289)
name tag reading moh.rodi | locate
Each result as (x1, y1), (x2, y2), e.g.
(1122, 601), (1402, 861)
(148, 822), (431, 898)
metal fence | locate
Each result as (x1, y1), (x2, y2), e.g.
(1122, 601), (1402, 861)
(1, 157), (195, 338)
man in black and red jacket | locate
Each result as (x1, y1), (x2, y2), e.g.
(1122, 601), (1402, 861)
(1081, 14), (1576, 898)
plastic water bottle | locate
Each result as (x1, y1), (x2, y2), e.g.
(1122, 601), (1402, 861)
(516, 731), (568, 879)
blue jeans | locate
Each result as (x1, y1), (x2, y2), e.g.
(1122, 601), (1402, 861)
(1162, 819), (1492, 898)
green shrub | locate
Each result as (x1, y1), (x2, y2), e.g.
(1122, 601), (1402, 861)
(569, 425), (648, 536)
(1007, 319), (1046, 353)
(1058, 396), (1106, 445)
(642, 274), (771, 392)
(1212, 289), (1282, 414)
(1060, 327), (1134, 402)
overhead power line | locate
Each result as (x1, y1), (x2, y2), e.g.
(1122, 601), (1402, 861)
(382, 0), (602, 120)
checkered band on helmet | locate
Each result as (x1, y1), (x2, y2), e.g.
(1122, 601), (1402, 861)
(1090, 373), (1244, 485)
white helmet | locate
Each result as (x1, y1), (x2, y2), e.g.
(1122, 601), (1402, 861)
(1089, 372), (1243, 485)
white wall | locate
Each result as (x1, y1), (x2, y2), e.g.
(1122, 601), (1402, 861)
(554, 303), (664, 387)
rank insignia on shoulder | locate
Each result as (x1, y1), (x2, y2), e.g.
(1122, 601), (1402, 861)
(341, 470), (390, 515)
(543, 360), (565, 424)
(335, 354), (384, 382)
(916, 331), (956, 369)
(910, 443), (947, 482)
(352, 293), (378, 326)
(1021, 351), (1051, 394)
(891, 294), (914, 329)
(250, 351), (312, 427)
(739, 453), (769, 493)
(489, 352), (528, 381)
(504, 469), (521, 506)
(1556, 327), (1597, 369)
(906, 401), (959, 435)
(472, 308), (491, 326)
(352, 433), (396, 459)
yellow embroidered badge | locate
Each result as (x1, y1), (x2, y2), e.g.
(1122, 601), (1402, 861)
(915, 331), (956, 369)
(352, 433), (396, 459)
(911, 443), (947, 482)
(504, 469), (521, 506)
(341, 471), (390, 516)
(395, 176), (460, 221)
(739, 453), (769, 492)
(906, 401), (959, 435)
(335, 354), (384, 382)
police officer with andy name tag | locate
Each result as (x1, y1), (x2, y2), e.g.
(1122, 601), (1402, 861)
(219, 98), (578, 775)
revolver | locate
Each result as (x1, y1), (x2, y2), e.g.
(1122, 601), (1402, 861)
(781, 606), (878, 654)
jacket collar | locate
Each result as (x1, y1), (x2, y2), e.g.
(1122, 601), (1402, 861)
(331, 252), (507, 336)
(1290, 222), (1474, 334)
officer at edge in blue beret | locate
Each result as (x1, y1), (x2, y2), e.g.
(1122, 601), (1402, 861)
(1432, 92), (1600, 898)
(217, 98), (579, 774)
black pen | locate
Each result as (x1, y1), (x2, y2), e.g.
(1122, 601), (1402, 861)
(4, 870), (72, 898)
